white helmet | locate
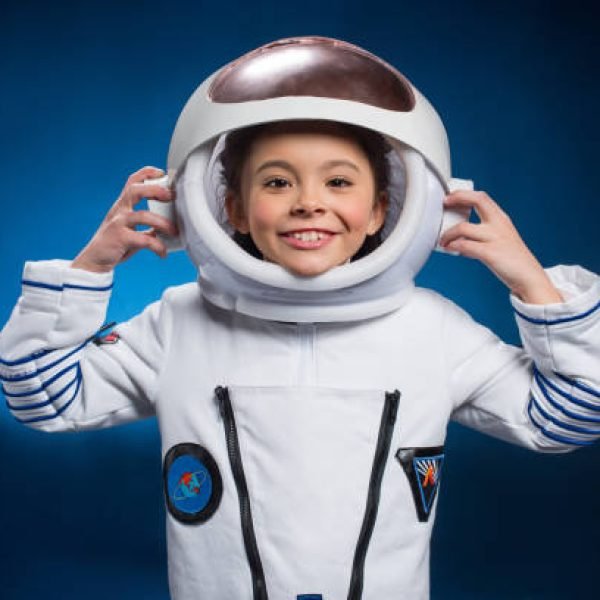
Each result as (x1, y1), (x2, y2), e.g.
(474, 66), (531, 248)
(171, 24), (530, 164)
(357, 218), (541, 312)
(150, 36), (472, 322)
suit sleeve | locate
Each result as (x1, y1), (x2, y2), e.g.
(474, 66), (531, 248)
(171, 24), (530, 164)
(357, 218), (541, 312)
(0, 260), (171, 432)
(448, 265), (600, 453)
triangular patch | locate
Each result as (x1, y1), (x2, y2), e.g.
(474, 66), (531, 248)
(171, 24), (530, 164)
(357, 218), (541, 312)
(396, 447), (444, 522)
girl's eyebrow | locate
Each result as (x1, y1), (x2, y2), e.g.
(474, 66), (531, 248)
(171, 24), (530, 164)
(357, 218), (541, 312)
(321, 159), (360, 172)
(255, 160), (296, 175)
(255, 159), (360, 175)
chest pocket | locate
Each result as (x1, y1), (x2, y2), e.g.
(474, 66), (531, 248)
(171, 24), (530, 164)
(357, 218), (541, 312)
(215, 385), (400, 600)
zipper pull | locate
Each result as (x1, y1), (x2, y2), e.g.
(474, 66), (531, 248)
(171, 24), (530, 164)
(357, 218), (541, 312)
(388, 389), (401, 425)
(214, 385), (228, 418)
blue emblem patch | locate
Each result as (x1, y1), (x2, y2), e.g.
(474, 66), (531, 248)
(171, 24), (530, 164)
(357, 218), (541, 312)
(163, 443), (222, 524)
(396, 446), (444, 522)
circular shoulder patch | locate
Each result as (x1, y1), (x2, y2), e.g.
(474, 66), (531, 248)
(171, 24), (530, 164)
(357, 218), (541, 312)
(163, 443), (222, 524)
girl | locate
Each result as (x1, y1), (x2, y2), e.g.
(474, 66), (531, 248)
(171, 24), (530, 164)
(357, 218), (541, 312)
(1, 38), (599, 600)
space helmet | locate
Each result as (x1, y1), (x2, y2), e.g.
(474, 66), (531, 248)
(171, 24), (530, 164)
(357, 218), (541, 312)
(150, 36), (472, 322)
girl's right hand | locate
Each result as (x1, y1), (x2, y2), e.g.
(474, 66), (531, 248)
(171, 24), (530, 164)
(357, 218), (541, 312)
(71, 166), (178, 273)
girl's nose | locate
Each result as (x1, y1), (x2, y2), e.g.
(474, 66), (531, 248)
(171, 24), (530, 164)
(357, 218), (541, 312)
(290, 188), (326, 217)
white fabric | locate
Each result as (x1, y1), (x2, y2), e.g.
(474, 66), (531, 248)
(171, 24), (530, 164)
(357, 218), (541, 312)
(1, 261), (599, 599)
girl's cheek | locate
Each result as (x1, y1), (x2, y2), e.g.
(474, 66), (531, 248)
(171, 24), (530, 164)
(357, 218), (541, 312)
(249, 201), (280, 230)
(344, 204), (376, 229)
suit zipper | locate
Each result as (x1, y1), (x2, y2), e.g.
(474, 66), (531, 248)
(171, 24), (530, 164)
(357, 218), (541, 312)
(347, 389), (401, 600)
(215, 386), (268, 600)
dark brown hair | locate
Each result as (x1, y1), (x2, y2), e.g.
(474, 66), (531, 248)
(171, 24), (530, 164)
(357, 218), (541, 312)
(219, 120), (391, 260)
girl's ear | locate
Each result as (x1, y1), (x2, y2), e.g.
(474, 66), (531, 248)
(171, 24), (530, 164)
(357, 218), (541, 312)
(225, 191), (250, 234)
(367, 190), (389, 235)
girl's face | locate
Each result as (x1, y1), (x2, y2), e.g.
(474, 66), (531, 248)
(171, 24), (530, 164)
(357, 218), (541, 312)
(225, 131), (388, 277)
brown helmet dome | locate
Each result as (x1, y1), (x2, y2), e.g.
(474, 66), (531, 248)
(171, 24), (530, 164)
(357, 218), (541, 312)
(208, 36), (415, 112)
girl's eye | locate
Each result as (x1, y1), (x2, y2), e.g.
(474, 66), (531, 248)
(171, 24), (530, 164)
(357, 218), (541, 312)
(328, 177), (351, 187)
(264, 177), (290, 189)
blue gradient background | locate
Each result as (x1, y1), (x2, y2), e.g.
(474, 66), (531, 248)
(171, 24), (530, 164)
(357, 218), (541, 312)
(1, 1), (598, 598)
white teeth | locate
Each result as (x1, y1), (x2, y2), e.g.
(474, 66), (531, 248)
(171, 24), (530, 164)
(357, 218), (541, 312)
(291, 231), (327, 241)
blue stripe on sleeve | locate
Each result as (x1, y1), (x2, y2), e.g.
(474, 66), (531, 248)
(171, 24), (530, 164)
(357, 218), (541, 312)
(553, 371), (600, 399)
(514, 299), (600, 326)
(21, 280), (62, 292)
(2, 361), (79, 395)
(0, 341), (87, 383)
(0, 321), (115, 369)
(535, 375), (600, 423)
(64, 282), (113, 291)
(527, 398), (595, 446)
(530, 393), (600, 435)
(0, 348), (54, 367)
(534, 368), (600, 416)
(6, 367), (79, 410)
(21, 279), (113, 292)
(13, 368), (82, 425)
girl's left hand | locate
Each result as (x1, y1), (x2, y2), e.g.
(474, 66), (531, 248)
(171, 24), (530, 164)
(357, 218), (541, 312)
(440, 191), (563, 305)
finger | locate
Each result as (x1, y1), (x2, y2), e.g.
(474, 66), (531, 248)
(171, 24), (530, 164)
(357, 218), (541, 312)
(139, 230), (168, 259)
(125, 182), (173, 205)
(440, 221), (490, 247)
(444, 238), (491, 261)
(126, 166), (165, 185)
(124, 210), (178, 236)
(121, 229), (168, 260)
(444, 191), (501, 223)
(108, 167), (168, 216)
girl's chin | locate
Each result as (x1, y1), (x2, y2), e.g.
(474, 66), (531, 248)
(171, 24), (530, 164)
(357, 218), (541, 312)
(279, 258), (351, 278)
(259, 248), (353, 278)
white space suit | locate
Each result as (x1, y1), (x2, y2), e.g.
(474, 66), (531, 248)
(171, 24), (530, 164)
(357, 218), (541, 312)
(0, 260), (599, 600)
(2, 36), (600, 600)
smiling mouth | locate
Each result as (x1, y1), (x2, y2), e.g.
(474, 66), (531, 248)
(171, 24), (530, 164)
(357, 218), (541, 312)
(285, 230), (330, 241)
(280, 229), (337, 249)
